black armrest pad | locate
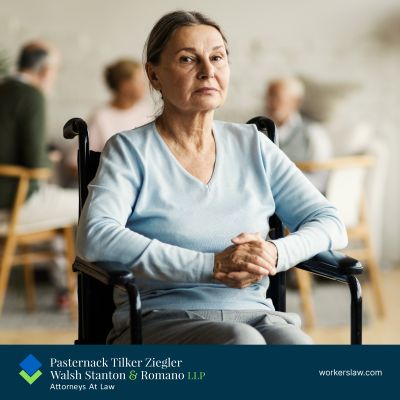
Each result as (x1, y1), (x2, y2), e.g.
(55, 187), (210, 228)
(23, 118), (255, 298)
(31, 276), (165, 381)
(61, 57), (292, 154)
(73, 257), (135, 286)
(295, 250), (362, 280)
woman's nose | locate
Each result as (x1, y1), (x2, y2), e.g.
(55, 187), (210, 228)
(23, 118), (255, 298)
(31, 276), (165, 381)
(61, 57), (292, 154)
(198, 59), (215, 79)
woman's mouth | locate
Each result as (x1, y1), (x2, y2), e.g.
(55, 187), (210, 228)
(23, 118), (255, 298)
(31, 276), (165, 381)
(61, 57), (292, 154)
(195, 87), (217, 94)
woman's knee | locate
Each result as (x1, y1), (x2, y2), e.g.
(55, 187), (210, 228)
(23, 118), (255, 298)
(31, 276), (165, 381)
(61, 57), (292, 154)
(221, 322), (266, 345)
(263, 324), (314, 345)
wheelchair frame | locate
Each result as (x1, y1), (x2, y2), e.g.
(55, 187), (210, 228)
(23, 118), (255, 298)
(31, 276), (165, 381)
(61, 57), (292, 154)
(64, 116), (363, 345)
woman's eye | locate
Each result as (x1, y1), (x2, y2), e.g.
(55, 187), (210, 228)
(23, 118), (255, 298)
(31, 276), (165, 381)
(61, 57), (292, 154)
(212, 56), (222, 61)
(180, 57), (191, 63)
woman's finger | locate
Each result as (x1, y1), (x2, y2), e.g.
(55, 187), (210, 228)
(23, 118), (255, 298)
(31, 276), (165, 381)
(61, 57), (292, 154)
(238, 252), (276, 275)
(244, 241), (278, 270)
(245, 245), (277, 269)
(231, 232), (263, 244)
(217, 271), (263, 289)
(233, 259), (272, 275)
(226, 271), (260, 280)
(213, 272), (228, 281)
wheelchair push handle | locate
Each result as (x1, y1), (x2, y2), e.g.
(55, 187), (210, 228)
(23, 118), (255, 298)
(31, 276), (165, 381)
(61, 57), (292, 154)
(246, 116), (278, 146)
(63, 118), (88, 140)
(63, 117), (90, 217)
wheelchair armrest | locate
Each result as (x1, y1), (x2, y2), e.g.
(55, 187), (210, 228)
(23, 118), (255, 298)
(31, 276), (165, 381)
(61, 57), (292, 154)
(294, 250), (362, 282)
(73, 257), (135, 286)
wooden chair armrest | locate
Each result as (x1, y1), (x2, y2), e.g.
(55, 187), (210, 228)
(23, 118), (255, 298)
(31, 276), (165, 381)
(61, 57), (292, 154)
(27, 168), (52, 179)
(295, 155), (375, 172)
(0, 164), (52, 180)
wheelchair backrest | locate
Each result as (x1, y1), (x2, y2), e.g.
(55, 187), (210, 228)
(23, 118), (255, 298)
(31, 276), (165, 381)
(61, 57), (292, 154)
(245, 117), (286, 310)
(64, 116), (287, 344)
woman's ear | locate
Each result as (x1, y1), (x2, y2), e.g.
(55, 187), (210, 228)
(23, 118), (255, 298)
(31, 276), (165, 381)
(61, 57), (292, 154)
(145, 62), (162, 91)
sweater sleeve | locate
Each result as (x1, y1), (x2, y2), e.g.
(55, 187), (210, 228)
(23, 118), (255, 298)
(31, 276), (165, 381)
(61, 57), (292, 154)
(75, 133), (214, 283)
(18, 86), (51, 169)
(258, 130), (348, 272)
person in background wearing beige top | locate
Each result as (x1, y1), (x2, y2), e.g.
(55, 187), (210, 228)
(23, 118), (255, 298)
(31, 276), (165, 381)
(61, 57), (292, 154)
(89, 59), (153, 151)
(68, 59), (153, 171)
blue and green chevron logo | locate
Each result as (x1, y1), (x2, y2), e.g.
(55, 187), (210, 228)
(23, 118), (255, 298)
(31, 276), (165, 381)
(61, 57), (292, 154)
(19, 354), (42, 384)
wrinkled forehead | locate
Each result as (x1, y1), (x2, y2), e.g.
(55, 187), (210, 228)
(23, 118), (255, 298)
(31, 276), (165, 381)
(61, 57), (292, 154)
(165, 25), (226, 55)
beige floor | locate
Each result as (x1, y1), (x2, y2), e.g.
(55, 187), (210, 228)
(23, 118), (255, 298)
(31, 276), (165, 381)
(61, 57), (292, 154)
(0, 268), (399, 345)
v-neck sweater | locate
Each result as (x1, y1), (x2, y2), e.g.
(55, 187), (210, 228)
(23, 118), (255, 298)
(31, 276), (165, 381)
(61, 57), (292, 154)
(76, 120), (347, 317)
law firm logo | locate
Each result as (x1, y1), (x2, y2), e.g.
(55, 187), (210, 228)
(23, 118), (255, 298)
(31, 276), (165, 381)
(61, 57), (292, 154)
(19, 354), (42, 385)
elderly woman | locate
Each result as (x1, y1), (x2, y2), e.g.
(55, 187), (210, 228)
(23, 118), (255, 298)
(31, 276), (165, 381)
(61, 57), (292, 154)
(76, 10), (347, 345)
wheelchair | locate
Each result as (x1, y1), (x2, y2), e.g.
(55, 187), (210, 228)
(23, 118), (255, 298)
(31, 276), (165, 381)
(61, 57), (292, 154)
(64, 116), (363, 345)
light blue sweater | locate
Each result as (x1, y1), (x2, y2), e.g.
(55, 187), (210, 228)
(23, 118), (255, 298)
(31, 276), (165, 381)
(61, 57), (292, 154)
(76, 120), (347, 326)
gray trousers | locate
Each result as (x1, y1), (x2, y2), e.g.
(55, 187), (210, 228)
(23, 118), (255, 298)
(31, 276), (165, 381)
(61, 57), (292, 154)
(109, 309), (314, 345)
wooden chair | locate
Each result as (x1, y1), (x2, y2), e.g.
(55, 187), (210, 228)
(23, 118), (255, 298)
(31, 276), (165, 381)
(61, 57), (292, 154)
(0, 164), (77, 320)
(295, 155), (385, 326)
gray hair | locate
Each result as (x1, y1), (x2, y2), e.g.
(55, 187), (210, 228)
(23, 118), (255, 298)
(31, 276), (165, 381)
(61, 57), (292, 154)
(18, 46), (50, 73)
(269, 76), (305, 100)
(17, 40), (59, 73)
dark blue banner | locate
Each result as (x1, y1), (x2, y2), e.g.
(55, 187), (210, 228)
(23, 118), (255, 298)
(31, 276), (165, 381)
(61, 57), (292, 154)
(0, 345), (397, 400)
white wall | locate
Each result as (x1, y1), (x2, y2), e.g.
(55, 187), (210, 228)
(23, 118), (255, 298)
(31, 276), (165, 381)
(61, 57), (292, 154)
(1, 0), (400, 262)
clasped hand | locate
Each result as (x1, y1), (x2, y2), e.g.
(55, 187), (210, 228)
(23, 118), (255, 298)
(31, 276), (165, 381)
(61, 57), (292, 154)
(213, 232), (277, 289)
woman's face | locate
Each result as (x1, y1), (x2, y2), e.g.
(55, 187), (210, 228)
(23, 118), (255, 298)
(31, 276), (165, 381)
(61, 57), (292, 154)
(118, 70), (147, 101)
(146, 24), (230, 114)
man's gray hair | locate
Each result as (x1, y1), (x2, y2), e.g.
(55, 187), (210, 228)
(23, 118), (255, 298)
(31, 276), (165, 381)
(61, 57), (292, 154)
(17, 41), (58, 73)
(270, 76), (305, 100)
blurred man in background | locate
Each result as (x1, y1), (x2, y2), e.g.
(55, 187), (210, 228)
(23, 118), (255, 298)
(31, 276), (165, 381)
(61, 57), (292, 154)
(266, 76), (333, 193)
(0, 40), (78, 308)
